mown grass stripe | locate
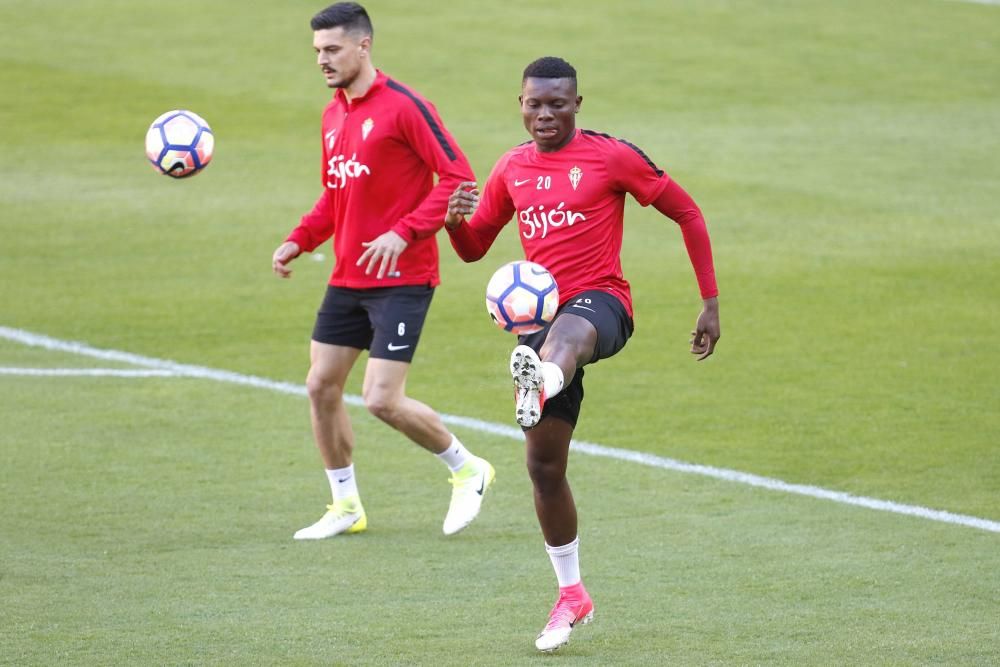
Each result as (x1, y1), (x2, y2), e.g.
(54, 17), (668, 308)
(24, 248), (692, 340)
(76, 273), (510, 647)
(2, 324), (997, 534)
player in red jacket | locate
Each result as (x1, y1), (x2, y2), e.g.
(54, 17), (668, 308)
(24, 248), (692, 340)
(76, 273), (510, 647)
(272, 2), (494, 541)
(445, 56), (721, 651)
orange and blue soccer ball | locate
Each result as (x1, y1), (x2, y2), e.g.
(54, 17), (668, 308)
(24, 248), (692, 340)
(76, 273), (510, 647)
(145, 109), (214, 178)
(485, 261), (559, 335)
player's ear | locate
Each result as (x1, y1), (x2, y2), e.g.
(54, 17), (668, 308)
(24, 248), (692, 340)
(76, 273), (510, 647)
(575, 95), (583, 112)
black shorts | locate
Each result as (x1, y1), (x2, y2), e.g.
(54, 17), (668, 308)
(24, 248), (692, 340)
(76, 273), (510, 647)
(517, 290), (634, 428)
(312, 285), (435, 363)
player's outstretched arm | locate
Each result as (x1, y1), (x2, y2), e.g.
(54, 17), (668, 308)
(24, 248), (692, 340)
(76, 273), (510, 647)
(272, 241), (301, 279)
(690, 296), (720, 361)
(648, 179), (721, 360)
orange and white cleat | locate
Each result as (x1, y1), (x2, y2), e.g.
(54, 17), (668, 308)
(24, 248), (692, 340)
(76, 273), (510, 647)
(534, 582), (594, 652)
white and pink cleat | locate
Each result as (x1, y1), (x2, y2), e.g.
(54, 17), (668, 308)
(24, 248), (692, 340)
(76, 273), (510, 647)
(535, 582), (594, 652)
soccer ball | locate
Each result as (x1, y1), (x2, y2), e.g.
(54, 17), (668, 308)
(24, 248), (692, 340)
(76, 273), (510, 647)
(145, 109), (214, 178)
(485, 261), (559, 335)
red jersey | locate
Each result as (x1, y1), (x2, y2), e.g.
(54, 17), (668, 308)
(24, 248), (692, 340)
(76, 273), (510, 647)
(287, 71), (474, 288)
(448, 129), (676, 316)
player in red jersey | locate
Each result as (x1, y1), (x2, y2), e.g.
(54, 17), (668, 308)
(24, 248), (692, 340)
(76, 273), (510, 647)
(271, 2), (494, 541)
(445, 56), (721, 651)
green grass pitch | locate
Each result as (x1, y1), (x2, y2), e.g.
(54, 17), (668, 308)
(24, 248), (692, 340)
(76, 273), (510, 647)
(1, 0), (998, 664)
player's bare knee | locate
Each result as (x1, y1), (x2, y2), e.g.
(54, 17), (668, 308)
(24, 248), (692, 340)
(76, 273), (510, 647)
(363, 390), (399, 425)
(306, 371), (343, 405)
(526, 457), (566, 495)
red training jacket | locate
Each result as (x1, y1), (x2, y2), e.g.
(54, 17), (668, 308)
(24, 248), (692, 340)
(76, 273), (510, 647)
(288, 70), (474, 288)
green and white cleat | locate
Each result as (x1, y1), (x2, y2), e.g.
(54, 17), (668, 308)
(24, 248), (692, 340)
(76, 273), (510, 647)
(293, 496), (367, 540)
(442, 456), (495, 535)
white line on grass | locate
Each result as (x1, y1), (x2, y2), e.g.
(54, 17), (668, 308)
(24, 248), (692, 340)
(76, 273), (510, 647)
(2, 325), (998, 534)
(0, 367), (178, 377)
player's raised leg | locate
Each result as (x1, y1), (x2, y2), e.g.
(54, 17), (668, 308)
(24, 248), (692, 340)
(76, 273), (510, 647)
(363, 357), (495, 535)
(295, 340), (368, 540)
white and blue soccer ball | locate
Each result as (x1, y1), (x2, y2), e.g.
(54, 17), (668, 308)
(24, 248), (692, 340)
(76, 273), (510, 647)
(145, 109), (214, 178)
(485, 260), (559, 335)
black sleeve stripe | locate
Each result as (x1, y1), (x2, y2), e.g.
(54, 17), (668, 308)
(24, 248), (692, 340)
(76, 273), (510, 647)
(582, 129), (664, 177)
(386, 79), (458, 161)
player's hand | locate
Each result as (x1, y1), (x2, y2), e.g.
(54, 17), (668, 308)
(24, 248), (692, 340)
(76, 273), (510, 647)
(445, 181), (479, 230)
(272, 241), (301, 278)
(357, 230), (408, 279)
(690, 296), (720, 361)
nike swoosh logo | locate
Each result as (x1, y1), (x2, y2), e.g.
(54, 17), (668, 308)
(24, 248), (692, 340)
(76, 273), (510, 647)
(571, 304), (597, 313)
(387, 343), (410, 351)
(514, 178), (531, 187)
(476, 474), (486, 496)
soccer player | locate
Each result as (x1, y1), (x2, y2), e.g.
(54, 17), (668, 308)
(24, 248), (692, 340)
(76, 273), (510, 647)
(444, 56), (720, 651)
(271, 2), (494, 540)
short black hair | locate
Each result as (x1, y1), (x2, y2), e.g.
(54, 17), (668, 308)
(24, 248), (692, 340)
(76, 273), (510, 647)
(311, 2), (373, 38)
(522, 56), (577, 83)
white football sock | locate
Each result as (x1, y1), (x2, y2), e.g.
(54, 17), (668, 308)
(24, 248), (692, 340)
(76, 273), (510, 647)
(541, 361), (565, 398)
(436, 434), (472, 472)
(326, 464), (359, 501)
(545, 536), (581, 588)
